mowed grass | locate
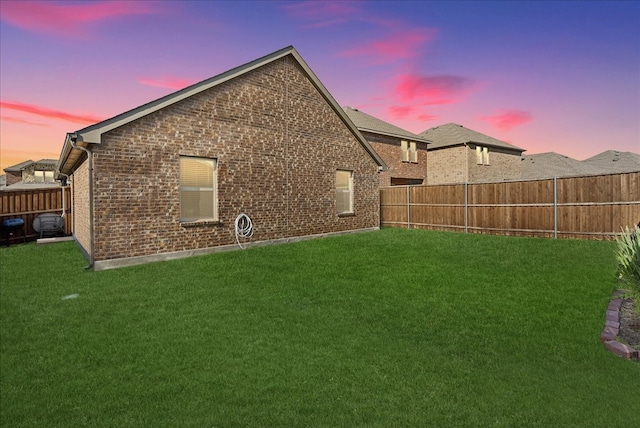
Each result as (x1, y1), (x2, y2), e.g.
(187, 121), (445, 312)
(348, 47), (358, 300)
(1, 228), (638, 426)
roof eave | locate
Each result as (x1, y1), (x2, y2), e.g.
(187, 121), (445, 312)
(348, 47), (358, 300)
(359, 127), (431, 144)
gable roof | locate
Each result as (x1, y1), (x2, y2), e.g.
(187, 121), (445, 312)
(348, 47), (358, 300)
(342, 107), (430, 143)
(582, 150), (640, 174)
(420, 123), (525, 152)
(56, 46), (386, 176)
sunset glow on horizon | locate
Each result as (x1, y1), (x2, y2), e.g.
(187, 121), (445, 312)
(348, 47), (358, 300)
(1, 0), (638, 172)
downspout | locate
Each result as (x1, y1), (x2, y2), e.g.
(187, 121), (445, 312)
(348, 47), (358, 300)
(56, 170), (69, 218)
(70, 139), (95, 269)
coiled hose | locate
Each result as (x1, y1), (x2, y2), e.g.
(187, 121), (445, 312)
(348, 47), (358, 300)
(234, 213), (254, 249)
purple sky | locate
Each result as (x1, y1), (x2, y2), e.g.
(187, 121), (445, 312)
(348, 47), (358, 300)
(1, 0), (638, 171)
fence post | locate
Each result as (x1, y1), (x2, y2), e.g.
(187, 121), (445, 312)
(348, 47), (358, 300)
(554, 177), (558, 239)
(465, 182), (469, 233)
(407, 185), (410, 229)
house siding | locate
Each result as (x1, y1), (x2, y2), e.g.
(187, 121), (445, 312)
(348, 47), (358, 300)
(72, 159), (91, 259)
(364, 132), (427, 187)
(89, 56), (379, 262)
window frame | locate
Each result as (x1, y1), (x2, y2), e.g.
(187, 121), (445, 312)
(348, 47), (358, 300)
(409, 142), (418, 163)
(336, 169), (354, 215)
(476, 146), (490, 165)
(34, 170), (55, 183)
(179, 156), (218, 223)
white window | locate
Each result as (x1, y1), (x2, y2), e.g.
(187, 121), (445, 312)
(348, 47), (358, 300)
(409, 142), (418, 163)
(476, 146), (490, 165)
(402, 141), (418, 163)
(401, 140), (409, 162)
(336, 170), (353, 215)
(180, 157), (217, 222)
(34, 170), (55, 183)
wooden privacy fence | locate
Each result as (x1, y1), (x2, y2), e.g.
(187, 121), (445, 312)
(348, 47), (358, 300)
(381, 171), (640, 240)
(0, 187), (72, 244)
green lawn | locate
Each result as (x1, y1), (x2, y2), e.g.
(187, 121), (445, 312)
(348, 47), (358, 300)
(1, 228), (638, 426)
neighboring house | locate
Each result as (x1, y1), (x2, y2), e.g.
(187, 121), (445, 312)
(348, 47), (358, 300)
(521, 150), (640, 179)
(420, 123), (525, 184)
(343, 107), (430, 187)
(2, 159), (60, 190)
(0, 175), (6, 189)
(55, 46), (386, 270)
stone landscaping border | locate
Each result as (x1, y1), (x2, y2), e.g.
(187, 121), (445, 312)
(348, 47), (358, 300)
(601, 290), (639, 360)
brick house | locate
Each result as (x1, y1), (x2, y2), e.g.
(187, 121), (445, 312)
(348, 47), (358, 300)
(420, 123), (525, 184)
(3, 159), (59, 189)
(55, 46), (386, 270)
(343, 107), (430, 187)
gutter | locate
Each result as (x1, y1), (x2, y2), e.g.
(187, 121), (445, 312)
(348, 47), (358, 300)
(69, 137), (95, 269)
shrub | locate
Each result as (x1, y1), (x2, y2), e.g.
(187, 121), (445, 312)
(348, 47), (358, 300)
(615, 224), (640, 291)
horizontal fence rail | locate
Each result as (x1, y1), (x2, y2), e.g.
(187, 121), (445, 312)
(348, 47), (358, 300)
(0, 187), (72, 244)
(381, 172), (640, 240)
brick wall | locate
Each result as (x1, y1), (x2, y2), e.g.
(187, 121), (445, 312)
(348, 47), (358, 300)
(5, 171), (21, 186)
(427, 145), (468, 184)
(467, 145), (522, 182)
(72, 159), (91, 259)
(88, 56), (380, 262)
(428, 145), (522, 184)
(363, 132), (427, 187)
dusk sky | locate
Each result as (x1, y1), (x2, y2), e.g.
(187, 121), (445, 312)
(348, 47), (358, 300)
(1, 0), (639, 172)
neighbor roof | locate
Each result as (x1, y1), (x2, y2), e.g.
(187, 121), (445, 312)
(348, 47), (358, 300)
(342, 107), (430, 143)
(3, 159), (56, 173)
(420, 123), (525, 152)
(4, 160), (34, 172)
(582, 150), (640, 174)
(521, 150), (640, 179)
(57, 46), (386, 177)
(521, 152), (600, 179)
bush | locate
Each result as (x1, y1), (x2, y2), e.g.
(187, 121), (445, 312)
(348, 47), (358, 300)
(616, 224), (640, 291)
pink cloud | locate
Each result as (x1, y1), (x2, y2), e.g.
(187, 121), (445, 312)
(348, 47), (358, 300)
(138, 77), (195, 90)
(387, 106), (439, 122)
(388, 105), (417, 120)
(0, 116), (49, 127)
(341, 28), (437, 63)
(394, 72), (475, 105)
(0, 1), (154, 36)
(416, 113), (439, 122)
(283, 1), (362, 28)
(0, 101), (103, 124)
(480, 110), (532, 131)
